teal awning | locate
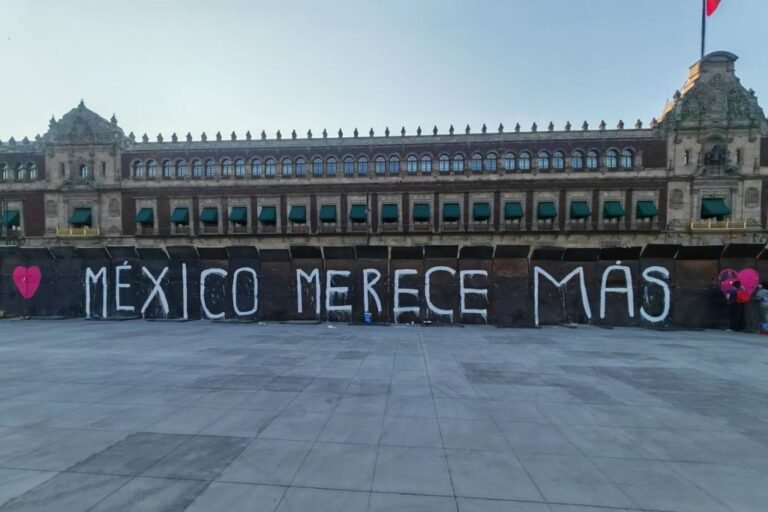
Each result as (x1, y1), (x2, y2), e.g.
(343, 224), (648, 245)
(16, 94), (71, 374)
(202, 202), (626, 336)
(0, 210), (20, 227)
(134, 208), (153, 225)
(259, 206), (277, 224)
(443, 203), (460, 222)
(349, 204), (367, 223)
(413, 203), (431, 222)
(229, 206), (248, 224)
(69, 208), (92, 226)
(200, 207), (218, 224)
(381, 204), (399, 222)
(289, 205), (306, 223)
(537, 202), (557, 220)
(473, 202), (491, 221)
(603, 201), (625, 219)
(319, 204), (337, 222)
(171, 207), (189, 224)
(636, 201), (658, 220)
(570, 201), (591, 219)
(701, 198), (731, 219)
(504, 202), (524, 220)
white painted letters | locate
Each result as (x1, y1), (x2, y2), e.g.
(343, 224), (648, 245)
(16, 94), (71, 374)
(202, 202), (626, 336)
(599, 263), (634, 319)
(115, 262), (134, 312)
(296, 268), (321, 316)
(533, 267), (592, 326)
(84, 267), (108, 318)
(425, 266), (455, 320)
(200, 268), (227, 319)
(460, 270), (489, 322)
(363, 268), (382, 314)
(326, 270), (352, 314)
(141, 266), (170, 316)
(640, 266), (671, 323)
(393, 269), (419, 322)
(232, 267), (258, 316)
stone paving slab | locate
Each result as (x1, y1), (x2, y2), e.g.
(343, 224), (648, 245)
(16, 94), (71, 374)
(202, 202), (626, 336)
(0, 321), (767, 511)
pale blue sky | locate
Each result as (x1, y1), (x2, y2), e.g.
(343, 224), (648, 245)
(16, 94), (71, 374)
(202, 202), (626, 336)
(0, 0), (764, 140)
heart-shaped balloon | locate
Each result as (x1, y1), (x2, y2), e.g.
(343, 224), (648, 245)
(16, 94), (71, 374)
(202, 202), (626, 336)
(718, 268), (759, 295)
(12, 266), (42, 300)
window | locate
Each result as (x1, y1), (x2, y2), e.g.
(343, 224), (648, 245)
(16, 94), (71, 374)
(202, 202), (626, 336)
(15, 163), (25, 180)
(452, 154), (464, 172)
(736, 149), (743, 164)
(28, 163), (37, 180)
(192, 160), (202, 177)
(484, 153), (497, 171)
(101, 162), (106, 176)
(234, 158), (245, 177)
(343, 156), (354, 176)
(406, 155), (417, 174)
(0, 163), (6, 180)
(295, 158), (306, 176)
(586, 150), (599, 170)
(606, 149), (619, 169)
(389, 155), (400, 173)
(537, 151), (550, 170)
(312, 157), (324, 176)
(175, 160), (186, 178)
(205, 159), (215, 177)
(251, 159), (262, 177)
(471, 153), (483, 172)
(553, 151), (565, 170)
(281, 158), (293, 176)
(571, 151), (584, 171)
(420, 155), (431, 174)
(503, 152), (516, 171)
(79, 163), (90, 178)
(519, 152), (531, 171)
(683, 150), (690, 166)
(265, 158), (276, 176)
(162, 160), (172, 178)
(375, 156), (386, 174)
(357, 156), (368, 175)
(147, 161), (157, 177)
(133, 161), (145, 178)
(326, 157), (337, 176)
(221, 159), (232, 176)
(439, 154), (450, 173)
(621, 150), (634, 170)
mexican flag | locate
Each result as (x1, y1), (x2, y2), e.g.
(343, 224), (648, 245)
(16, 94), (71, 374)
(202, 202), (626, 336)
(706, 0), (722, 16)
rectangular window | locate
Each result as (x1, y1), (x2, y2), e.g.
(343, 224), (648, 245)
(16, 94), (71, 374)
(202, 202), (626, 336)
(683, 150), (690, 166)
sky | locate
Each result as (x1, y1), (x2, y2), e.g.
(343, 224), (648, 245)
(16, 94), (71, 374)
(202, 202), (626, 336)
(0, 0), (765, 141)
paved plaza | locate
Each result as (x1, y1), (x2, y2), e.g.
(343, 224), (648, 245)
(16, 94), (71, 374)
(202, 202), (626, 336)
(0, 321), (767, 511)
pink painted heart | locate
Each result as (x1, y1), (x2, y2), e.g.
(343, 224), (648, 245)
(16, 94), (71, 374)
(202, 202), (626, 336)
(719, 268), (760, 295)
(12, 266), (42, 300)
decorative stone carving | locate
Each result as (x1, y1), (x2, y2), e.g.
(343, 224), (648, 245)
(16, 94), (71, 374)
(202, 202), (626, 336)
(109, 199), (120, 217)
(498, 123), (503, 133)
(46, 200), (57, 217)
(745, 187), (760, 208)
(670, 189), (684, 209)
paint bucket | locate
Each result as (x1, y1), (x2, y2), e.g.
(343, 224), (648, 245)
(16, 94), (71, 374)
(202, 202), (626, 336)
(364, 312), (373, 325)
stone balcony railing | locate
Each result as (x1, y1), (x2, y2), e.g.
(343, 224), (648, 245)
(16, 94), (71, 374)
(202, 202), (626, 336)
(689, 219), (748, 231)
(56, 227), (100, 237)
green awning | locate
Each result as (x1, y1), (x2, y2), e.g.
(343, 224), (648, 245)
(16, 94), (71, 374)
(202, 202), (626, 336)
(413, 203), (431, 222)
(134, 208), (154, 225)
(259, 206), (277, 224)
(701, 198), (731, 219)
(381, 204), (399, 222)
(229, 206), (248, 224)
(0, 210), (20, 227)
(473, 202), (491, 221)
(537, 202), (557, 220)
(570, 201), (591, 219)
(319, 205), (337, 222)
(443, 203), (460, 222)
(200, 207), (218, 224)
(349, 204), (367, 223)
(171, 207), (189, 225)
(603, 201), (625, 219)
(504, 202), (524, 220)
(636, 201), (658, 220)
(289, 205), (306, 223)
(69, 208), (92, 226)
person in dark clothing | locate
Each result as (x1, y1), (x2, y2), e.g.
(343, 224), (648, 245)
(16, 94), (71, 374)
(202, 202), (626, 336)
(724, 280), (746, 331)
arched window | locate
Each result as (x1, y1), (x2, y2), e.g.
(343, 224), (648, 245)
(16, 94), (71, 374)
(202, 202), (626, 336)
(471, 153), (483, 172)
(571, 151), (584, 171)
(452, 154), (464, 172)
(234, 158), (245, 177)
(312, 157), (324, 176)
(606, 149), (619, 169)
(484, 153), (497, 171)
(162, 160), (173, 178)
(375, 156), (386, 174)
(175, 160), (186, 178)
(133, 161), (145, 178)
(265, 158), (276, 176)
(343, 156), (354, 175)
(251, 159), (262, 177)
(553, 151), (565, 170)
(389, 155), (401, 173)
(537, 151), (550, 170)
(222, 158), (233, 176)
(192, 159), (202, 177)
(16, 163), (26, 180)
(0, 163), (8, 180)
(586, 150), (599, 170)
(26, 163), (37, 180)
(205, 159), (216, 177)
(281, 158), (293, 176)
(503, 152), (516, 171)
(621, 149), (634, 169)
(439, 154), (450, 173)
(519, 152), (531, 171)
(326, 157), (337, 176)
(357, 156), (368, 175)
(295, 158), (306, 176)
(147, 161), (157, 177)
(420, 155), (432, 174)
(406, 155), (418, 173)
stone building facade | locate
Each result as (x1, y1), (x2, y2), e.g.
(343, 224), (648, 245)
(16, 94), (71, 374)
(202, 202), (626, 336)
(1, 52), (766, 249)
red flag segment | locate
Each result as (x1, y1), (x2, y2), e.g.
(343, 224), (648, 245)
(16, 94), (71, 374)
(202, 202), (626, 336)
(707, 0), (722, 16)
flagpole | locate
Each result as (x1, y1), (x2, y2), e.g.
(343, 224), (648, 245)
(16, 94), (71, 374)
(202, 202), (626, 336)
(701, 0), (706, 60)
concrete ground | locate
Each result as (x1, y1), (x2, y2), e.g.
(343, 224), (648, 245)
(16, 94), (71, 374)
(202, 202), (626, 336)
(0, 322), (767, 512)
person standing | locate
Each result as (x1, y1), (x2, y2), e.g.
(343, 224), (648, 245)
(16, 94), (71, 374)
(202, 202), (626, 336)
(724, 280), (748, 331)
(755, 282), (768, 326)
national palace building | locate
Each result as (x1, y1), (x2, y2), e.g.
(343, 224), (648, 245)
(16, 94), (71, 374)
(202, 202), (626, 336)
(1, 51), (766, 249)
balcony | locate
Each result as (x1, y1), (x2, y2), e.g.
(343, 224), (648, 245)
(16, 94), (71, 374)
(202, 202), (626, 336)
(230, 224), (250, 235)
(689, 219), (748, 231)
(56, 227), (101, 237)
